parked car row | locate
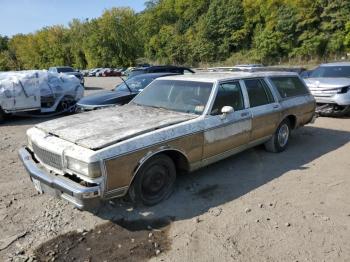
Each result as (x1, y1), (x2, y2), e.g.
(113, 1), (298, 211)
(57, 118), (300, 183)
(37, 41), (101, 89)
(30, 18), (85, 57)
(19, 70), (316, 210)
(82, 65), (195, 78)
(85, 68), (127, 77)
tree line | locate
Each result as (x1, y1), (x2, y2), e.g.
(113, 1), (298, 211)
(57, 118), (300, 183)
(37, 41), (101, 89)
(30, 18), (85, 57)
(1, 0), (350, 71)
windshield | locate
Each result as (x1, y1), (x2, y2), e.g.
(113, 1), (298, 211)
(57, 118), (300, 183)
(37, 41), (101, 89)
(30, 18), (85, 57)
(114, 75), (156, 92)
(310, 66), (350, 78)
(132, 79), (213, 115)
(57, 67), (75, 73)
(128, 70), (145, 78)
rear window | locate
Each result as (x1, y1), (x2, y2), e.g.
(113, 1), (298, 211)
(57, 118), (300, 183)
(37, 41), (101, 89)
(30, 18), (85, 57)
(245, 79), (274, 107)
(270, 77), (308, 98)
(57, 67), (74, 73)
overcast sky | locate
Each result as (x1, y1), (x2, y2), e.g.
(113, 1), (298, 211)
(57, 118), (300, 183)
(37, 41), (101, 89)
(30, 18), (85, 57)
(0, 0), (146, 36)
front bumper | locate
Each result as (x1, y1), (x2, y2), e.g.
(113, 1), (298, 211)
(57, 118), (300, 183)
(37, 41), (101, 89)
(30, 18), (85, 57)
(311, 91), (350, 105)
(19, 147), (102, 210)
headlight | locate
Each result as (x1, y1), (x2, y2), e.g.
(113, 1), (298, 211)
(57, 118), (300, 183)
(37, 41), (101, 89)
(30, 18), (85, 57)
(66, 157), (102, 178)
(338, 86), (349, 94)
(27, 137), (33, 150)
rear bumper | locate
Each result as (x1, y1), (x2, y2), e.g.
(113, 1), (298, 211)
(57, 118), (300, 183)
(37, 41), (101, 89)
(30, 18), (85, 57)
(18, 147), (102, 210)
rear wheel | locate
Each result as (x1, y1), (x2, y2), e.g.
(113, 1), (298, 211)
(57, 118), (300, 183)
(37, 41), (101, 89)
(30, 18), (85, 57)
(264, 119), (291, 153)
(129, 154), (176, 206)
(56, 96), (76, 114)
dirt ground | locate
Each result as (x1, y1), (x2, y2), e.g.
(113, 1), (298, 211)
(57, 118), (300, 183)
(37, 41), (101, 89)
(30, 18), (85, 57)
(0, 77), (350, 262)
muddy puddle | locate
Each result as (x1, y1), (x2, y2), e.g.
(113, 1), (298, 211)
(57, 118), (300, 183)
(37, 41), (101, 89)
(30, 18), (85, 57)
(34, 217), (173, 262)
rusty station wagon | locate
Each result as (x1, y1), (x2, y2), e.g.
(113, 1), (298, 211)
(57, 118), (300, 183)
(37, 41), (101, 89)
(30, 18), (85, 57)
(19, 72), (316, 209)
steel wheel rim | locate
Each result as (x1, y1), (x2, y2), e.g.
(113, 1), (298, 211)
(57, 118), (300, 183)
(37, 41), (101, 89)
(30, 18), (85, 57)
(141, 164), (169, 201)
(278, 124), (289, 147)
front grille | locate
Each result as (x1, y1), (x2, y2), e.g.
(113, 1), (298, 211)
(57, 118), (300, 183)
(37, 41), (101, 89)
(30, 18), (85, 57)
(310, 90), (335, 98)
(33, 143), (62, 170)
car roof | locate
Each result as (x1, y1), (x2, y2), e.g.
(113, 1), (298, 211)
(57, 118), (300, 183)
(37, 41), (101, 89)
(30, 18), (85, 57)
(320, 62), (350, 67)
(157, 71), (299, 83)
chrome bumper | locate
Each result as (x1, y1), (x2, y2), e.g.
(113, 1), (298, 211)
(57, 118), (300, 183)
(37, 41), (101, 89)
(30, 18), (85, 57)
(18, 147), (101, 210)
(312, 92), (350, 106)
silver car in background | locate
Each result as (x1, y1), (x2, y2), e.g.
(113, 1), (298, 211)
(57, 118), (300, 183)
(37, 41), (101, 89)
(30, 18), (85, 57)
(304, 62), (350, 117)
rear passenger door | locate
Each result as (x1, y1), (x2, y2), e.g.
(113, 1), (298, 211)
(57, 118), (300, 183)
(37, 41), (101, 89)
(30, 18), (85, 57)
(243, 78), (281, 141)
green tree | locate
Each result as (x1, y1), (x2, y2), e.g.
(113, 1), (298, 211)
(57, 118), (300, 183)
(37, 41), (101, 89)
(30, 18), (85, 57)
(0, 35), (9, 52)
(345, 22), (350, 50)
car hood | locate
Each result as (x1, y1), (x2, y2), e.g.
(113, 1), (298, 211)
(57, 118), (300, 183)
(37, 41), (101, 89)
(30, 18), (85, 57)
(77, 90), (135, 106)
(35, 104), (197, 150)
(305, 78), (350, 90)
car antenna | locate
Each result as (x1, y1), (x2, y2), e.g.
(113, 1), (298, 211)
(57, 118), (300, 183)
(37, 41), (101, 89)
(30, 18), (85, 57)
(119, 76), (133, 93)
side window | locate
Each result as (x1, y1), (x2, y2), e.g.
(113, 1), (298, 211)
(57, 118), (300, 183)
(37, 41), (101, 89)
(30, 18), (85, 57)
(211, 82), (244, 115)
(270, 77), (309, 98)
(245, 79), (274, 107)
(170, 68), (182, 73)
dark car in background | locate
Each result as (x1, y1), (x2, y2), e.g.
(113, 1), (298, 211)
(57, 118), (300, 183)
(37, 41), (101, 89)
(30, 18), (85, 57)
(49, 66), (84, 87)
(76, 73), (178, 111)
(126, 65), (195, 78)
(102, 68), (124, 77)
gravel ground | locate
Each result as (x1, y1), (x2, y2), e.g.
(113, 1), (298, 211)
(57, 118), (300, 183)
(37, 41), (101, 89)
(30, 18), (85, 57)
(0, 77), (349, 262)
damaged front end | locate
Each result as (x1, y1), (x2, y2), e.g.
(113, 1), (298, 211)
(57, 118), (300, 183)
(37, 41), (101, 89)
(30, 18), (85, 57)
(306, 81), (350, 117)
(19, 128), (104, 210)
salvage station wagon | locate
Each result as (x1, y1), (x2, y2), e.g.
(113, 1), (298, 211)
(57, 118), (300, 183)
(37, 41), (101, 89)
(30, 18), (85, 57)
(19, 72), (316, 210)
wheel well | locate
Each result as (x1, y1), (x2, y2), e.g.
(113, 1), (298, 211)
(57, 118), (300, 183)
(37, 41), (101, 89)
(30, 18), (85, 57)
(285, 115), (297, 129)
(162, 150), (190, 174)
(137, 150), (190, 175)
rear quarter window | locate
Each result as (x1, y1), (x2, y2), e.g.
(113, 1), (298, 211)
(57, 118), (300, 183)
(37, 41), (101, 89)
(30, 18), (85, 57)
(270, 77), (308, 99)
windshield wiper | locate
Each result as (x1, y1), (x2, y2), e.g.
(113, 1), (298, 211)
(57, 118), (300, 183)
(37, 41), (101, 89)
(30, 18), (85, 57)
(119, 76), (133, 93)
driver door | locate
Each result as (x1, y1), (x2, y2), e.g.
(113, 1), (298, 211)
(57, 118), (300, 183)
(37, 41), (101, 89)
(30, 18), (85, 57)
(202, 81), (251, 160)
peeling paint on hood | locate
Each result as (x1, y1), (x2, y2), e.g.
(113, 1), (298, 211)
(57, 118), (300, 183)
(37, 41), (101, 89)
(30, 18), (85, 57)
(36, 104), (197, 150)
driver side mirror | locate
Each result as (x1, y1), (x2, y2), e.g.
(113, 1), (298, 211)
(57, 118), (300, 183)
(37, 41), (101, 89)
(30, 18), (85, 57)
(221, 106), (234, 119)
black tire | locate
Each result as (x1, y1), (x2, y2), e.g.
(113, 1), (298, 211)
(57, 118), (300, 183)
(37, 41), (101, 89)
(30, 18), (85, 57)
(129, 154), (176, 206)
(264, 119), (291, 153)
(0, 107), (6, 124)
(56, 96), (76, 114)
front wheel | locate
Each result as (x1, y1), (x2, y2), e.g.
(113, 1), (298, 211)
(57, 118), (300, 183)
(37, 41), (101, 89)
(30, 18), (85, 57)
(129, 154), (176, 206)
(0, 108), (6, 124)
(264, 119), (291, 153)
